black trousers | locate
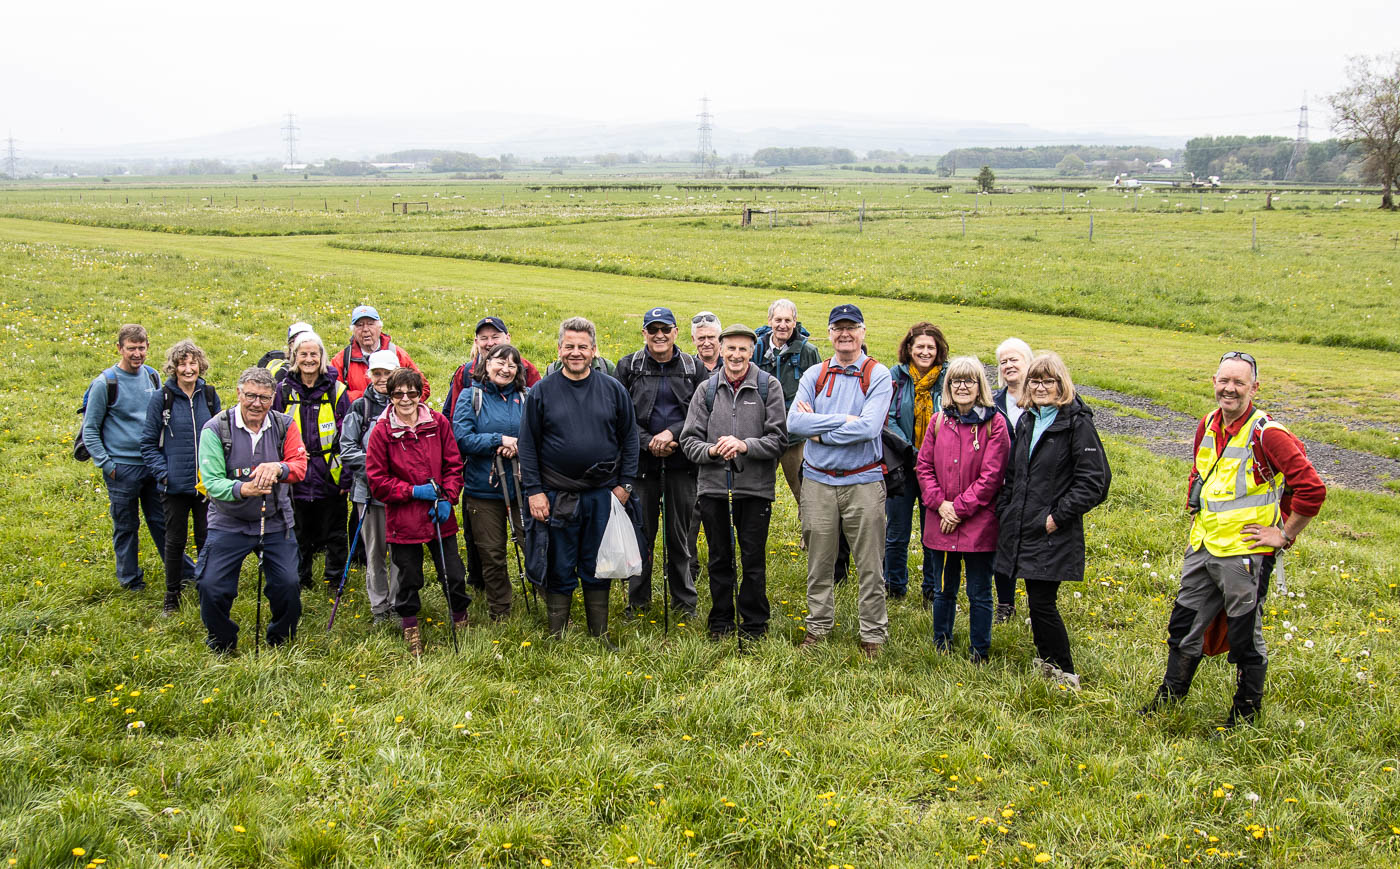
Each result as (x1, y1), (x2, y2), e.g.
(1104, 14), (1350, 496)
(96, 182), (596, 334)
(161, 491), (208, 599)
(699, 494), (772, 637)
(390, 535), (470, 619)
(995, 571), (1016, 607)
(292, 496), (348, 587)
(628, 465), (699, 612)
(1025, 579), (1074, 674)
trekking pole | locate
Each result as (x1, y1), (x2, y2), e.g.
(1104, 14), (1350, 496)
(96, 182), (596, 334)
(428, 478), (460, 654)
(727, 460), (742, 654)
(510, 458), (540, 607)
(659, 463), (670, 635)
(255, 496), (266, 659)
(494, 455), (535, 614)
(327, 506), (368, 631)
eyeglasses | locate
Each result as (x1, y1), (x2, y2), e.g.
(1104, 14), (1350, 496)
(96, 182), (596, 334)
(242, 392), (274, 405)
(646, 324), (674, 335)
(1220, 351), (1258, 376)
(390, 390), (420, 400)
(950, 379), (977, 389)
(691, 312), (719, 324)
(829, 324), (861, 334)
(1028, 378), (1057, 389)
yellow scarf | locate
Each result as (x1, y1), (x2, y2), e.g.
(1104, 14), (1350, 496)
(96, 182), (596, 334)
(912, 363), (942, 448)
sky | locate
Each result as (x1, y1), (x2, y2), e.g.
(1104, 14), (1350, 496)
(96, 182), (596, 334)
(4, 0), (1396, 150)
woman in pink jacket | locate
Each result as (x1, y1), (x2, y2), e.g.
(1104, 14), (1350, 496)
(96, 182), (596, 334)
(915, 355), (1011, 663)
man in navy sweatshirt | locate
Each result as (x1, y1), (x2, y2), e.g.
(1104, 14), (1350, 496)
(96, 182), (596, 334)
(83, 324), (189, 591)
(520, 316), (639, 647)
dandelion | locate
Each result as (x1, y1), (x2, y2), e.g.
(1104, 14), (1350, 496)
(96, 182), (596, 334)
(1035, 855), (1052, 864)
(626, 857), (639, 865)
(395, 716), (404, 723)
(541, 860), (553, 867)
(521, 641), (531, 648)
(827, 819), (838, 827)
(127, 721), (145, 730)
(234, 825), (246, 833)
(684, 830), (695, 838)
(128, 788), (140, 796)
(502, 843), (512, 849)
(73, 848), (86, 857)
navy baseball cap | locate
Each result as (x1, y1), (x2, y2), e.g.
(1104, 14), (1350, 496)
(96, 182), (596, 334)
(350, 305), (381, 326)
(828, 303), (864, 326)
(643, 307), (677, 327)
(475, 316), (508, 334)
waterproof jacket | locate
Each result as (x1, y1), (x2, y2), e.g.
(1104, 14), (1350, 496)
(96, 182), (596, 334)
(994, 397), (1111, 583)
(615, 347), (708, 472)
(915, 406), (1010, 553)
(273, 372), (351, 501)
(680, 364), (788, 501)
(887, 362), (947, 449)
(441, 355), (541, 419)
(451, 379), (527, 502)
(335, 333), (429, 404)
(753, 323), (822, 444)
(340, 386), (391, 506)
(366, 405), (464, 545)
(140, 378), (222, 495)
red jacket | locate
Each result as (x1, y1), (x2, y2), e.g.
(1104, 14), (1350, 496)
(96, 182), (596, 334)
(336, 333), (429, 404)
(915, 408), (1011, 553)
(365, 405), (463, 544)
(1190, 404), (1326, 519)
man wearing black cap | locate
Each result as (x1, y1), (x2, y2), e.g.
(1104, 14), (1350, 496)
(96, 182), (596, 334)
(787, 303), (893, 657)
(441, 316), (543, 419)
(616, 306), (709, 620)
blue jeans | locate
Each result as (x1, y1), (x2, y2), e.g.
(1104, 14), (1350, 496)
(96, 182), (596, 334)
(103, 462), (192, 588)
(883, 488), (938, 598)
(930, 550), (995, 659)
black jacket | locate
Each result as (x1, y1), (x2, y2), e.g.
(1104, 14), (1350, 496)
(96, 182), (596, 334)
(994, 396), (1111, 583)
(615, 348), (707, 472)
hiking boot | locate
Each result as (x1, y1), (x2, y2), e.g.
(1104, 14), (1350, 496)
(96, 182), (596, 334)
(582, 587), (618, 651)
(798, 632), (823, 650)
(403, 621), (423, 657)
(371, 612), (391, 627)
(452, 610), (469, 629)
(546, 593), (572, 639)
(1223, 663), (1267, 729)
(161, 592), (180, 617)
(859, 641), (882, 659)
(1055, 671), (1082, 692)
(1139, 649), (1202, 715)
(1032, 657), (1062, 680)
(994, 602), (1015, 624)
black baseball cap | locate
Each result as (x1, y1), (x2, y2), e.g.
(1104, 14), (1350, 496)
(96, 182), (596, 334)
(475, 317), (508, 334)
(828, 303), (864, 326)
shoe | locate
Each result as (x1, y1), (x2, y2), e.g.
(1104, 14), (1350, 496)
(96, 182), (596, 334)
(403, 623), (423, 657)
(489, 610), (510, 623)
(623, 606), (645, 621)
(970, 653), (989, 666)
(887, 589), (907, 601)
(1032, 657), (1062, 680)
(371, 612), (391, 626)
(859, 641), (882, 659)
(798, 632), (823, 650)
(1223, 663), (1267, 728)
(452, 611), (469, 629)
(162, 591), (180, 615)
(1055, 671), (1081, 692)
(994, 603), (1015, 624)
(546, 593), (572, 639)
(126, 580), (147, 592)
(582, 587), (618, 651)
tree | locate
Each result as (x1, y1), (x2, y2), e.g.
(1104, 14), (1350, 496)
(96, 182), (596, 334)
(1328, 52), (1400, 209)
(1056, 153), (1086, 176)
(976, 165), (995, 193)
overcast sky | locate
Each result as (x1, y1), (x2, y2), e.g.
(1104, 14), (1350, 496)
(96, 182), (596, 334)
(5, 0), (1395, 148)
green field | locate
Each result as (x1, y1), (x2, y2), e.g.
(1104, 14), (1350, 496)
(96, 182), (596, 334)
(1, 176), (1398, 867)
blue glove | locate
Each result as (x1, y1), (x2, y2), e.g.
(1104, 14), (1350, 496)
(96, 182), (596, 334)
(431, 500), (452, 523)
(412, 483), (437, 501)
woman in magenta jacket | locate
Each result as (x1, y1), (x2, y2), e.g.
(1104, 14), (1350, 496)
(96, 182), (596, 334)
(915, 355), (1011, 663)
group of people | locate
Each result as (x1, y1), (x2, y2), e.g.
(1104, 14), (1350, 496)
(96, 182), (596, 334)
(82, 299), (1325, 727)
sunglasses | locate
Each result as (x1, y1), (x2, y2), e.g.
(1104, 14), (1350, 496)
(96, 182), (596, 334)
(390, 390), (420, 400)
(1220, 351), (1258, 376)
(645, 324), (674, 335)
(691, 312), (719, 324)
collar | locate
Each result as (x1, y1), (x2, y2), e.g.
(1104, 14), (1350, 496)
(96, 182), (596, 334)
(829, 353), (868, 373)
(1212, 403), (1259, 440)
(233, 404), (270, 435)
(389, 403), (432, 430)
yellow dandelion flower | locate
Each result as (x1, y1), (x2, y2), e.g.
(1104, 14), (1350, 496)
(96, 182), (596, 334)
(1212, 788), (1225, 798)
(233, 825), (246, 833)
(1002, 809), (1015, 818)
(541, 860), (553, 867)
(502, 843), (512, 849)
(684, 829), (695, 838)
(1035, 854), (1052, 864)
(681, 735), (692, 741)
(128, 788), (139, 796)
(626, 857), (640, 865)
(827, 819), (838, 827)
(72, 848), (86, 857)
(521, 641), (531, 648)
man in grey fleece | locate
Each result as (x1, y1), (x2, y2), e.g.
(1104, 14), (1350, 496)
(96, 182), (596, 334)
(680, 324), (788, 640)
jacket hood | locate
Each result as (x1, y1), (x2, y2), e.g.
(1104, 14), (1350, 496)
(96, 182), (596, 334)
(943, 403), (997, 425)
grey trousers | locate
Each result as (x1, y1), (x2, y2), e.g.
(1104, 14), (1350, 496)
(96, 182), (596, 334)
(801, 478), (888, 643)
(1174, 545), (1269, 664)
(359, 502), (400, 616)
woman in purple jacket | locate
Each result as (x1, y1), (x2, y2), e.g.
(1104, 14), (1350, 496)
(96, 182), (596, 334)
(915, 356), (1011, 663)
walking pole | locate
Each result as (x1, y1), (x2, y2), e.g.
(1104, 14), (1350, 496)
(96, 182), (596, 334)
(428, 478), (460, 655)
(494, 455), (535, 613)
(659, 463), (670, 635)
(727, 460), (742, 654)
(255, 496), (266, 659)
(510, 458), (541, 606)
(327, 506), (368, 631)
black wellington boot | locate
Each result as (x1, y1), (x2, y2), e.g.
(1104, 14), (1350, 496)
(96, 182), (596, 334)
(1139, 648), (1203, 715)
(1223, 663), (1267, 728)
(546, 593), (572, 639)
(582, 587), (619, 651)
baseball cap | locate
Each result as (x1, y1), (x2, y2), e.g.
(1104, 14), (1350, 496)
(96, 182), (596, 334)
(828, 303), (864, 326)
(366, 349), (399, 372)
(350, 305), (381, 326)
(287, 321), (314, 342)
(718, 323), (757, 343)
(475, 316), (508, 334)
(643, 307), (677, 327)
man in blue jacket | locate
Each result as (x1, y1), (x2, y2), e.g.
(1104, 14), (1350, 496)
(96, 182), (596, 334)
(787, 304), (893, 657)
(83, 324), (183, 592)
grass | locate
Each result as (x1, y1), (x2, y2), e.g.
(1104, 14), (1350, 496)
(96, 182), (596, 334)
(1, 196), (1398, 865)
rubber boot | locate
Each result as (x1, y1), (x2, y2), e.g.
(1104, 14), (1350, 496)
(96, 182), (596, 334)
(546, 593), (572, 639)
(1139, 648), (1202, 714)
(582, 586), (618, 651)
(1224, 663), (1267, 728)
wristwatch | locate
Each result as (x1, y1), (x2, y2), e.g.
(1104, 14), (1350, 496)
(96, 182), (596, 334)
(1280, 529), (1296, 549)
(622, 483), (634, 495)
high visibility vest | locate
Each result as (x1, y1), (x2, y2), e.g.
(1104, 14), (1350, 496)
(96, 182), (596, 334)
(285, 381), (346, 485)
(1189, 408), (1285, 556)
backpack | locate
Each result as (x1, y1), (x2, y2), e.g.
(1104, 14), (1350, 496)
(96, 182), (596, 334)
(627, 349), (698, 382)
(808, 356), (911, 496)
(544, 356), (616, 378)
(157, 383), (219, 450)
(703, 369), (771, 413)
(196, 408), (292, 496)
(72, 365), (160, 462)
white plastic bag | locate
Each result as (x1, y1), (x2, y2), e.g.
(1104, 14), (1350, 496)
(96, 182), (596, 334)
(594, 494), (642, 579)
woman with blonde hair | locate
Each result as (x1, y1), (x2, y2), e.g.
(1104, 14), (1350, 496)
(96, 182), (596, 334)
(991, 336), (1032, 623)
(994, 352), (1111, 689)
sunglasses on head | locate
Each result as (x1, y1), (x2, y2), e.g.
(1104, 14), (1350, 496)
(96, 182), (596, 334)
(1220, 351), (1258, 376)
(691, 312), (719, 324)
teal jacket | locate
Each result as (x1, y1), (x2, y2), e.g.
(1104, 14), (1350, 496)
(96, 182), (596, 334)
(886, 363), (946, 450)
(753, 323), (822, 445)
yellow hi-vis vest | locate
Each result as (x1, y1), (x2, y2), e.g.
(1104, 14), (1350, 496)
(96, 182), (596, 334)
(1189, 408), (1285, 557)
(285, 381), (346, 485)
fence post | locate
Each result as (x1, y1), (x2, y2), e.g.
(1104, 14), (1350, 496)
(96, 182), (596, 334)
(1061, 191), (1065, 212)
(961, 213), (966, 238)
(1089, 214), (1094, 242)
(859, 197), (865, 232)
(1252, 217), (1257, 251)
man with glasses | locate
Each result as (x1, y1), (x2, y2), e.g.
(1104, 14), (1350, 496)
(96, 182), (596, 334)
(787, 304), (893, 658)
(1140, 351), (1326, 728)
(336, 305), (429, 404)
(616, 307), (708, 620)
(195, 367), (309, 654)
(690, 312), (722, 374)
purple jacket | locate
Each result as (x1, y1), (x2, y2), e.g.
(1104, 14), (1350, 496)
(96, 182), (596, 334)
(915, 406), (1010, 553)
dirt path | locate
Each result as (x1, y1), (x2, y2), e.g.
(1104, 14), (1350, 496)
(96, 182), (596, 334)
(1080, 384), (1400, 495)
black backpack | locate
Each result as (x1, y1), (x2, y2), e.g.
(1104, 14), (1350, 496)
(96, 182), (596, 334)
(72, 365), (160, 462)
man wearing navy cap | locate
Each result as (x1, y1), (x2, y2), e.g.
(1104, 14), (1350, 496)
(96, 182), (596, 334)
(441, 316), (542, 420)
(616, 306), (709, 620)
(335, 305), (429, 404)
(787, 303), (893, 657)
